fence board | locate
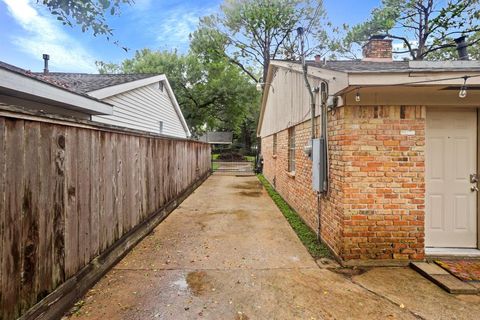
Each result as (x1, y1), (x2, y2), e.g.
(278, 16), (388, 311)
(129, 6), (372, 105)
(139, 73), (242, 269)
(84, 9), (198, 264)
(20, 122), (41, 313)
(90, 130), (100, 259)
(52, 126), (66, 288)
(104, 132), (114, 248)
(77, 129), (90, 269)
(2, 119), (25, 319)
(37, 124), (54, 297)
(64, 127), (78, 278)
(0, 112), (211, 320)
(0, 118), (5, 316)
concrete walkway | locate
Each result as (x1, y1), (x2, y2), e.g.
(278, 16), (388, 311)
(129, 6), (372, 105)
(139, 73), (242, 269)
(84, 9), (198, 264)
(65, 175), (480, 320)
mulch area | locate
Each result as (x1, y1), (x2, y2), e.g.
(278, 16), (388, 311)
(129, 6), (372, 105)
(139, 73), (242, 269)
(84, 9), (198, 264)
(435, 260), (480, 281)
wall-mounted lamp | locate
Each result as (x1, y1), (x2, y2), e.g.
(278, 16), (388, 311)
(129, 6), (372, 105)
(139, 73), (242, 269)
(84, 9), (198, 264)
(459, 76), (468, 99)
(355, 88), (361, 102)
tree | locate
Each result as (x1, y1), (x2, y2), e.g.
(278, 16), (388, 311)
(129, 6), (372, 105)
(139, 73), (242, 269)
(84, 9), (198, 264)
(97, 49), (260, 145)
(190, 0), (330, 83)
(38, 0), (132, 47)
(428, 32), (480, 60)
(342, 0), (480, 60)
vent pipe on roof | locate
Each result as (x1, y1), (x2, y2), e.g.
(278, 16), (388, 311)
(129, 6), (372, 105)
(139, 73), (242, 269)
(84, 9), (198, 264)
(43, 54), (50, 75)
(454, 36), (469, 61)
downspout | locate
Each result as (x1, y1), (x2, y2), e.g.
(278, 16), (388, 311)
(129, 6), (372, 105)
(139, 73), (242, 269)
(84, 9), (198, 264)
(298, 27), (322, 240)
(318, 81), (329, 240)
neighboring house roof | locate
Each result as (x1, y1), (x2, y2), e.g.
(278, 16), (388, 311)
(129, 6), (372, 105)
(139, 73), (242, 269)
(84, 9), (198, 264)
(35, 72), (156, 94)
(0, 61), (113, 115)
(0, 60), (191, 137)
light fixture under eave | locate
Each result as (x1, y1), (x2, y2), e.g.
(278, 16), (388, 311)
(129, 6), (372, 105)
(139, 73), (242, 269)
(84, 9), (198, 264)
(355, 89), (361, 102)
(256, 82), (274, 93)
(459, 76), (468, 99)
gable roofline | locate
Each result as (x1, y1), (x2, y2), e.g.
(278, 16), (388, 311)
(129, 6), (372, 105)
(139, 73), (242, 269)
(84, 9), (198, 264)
(256, 60), (348, 137)
(0, 62), (113, 116)
(87, 74), (191, 138)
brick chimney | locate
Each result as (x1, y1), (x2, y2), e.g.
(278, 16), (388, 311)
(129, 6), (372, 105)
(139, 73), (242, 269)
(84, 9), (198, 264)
(362, 35), (392, 62)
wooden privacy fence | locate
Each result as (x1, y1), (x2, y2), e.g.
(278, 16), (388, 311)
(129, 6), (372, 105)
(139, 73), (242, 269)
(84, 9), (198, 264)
(0, 108), (211, 320)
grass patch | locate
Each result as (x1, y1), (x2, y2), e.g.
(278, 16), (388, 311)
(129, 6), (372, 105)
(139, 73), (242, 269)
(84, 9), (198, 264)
(212, 162), (220, 170)
(257, 174), (332, 259)
(212, 153), (220, 160)
(244, 155), (255, 162)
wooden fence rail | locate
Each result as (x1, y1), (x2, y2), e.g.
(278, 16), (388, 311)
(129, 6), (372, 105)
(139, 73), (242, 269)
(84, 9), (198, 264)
(0, 109), (211, 320)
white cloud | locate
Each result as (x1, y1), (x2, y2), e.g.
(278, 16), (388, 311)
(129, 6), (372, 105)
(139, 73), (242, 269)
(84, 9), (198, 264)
(2, 0), (97, 72)
(154, 6), (216, 51)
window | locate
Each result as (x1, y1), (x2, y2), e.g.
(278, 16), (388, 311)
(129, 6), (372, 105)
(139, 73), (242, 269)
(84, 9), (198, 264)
(159, 121), (164, 134)
(288, 127), (295, 172)
(273, 133), (277, 155)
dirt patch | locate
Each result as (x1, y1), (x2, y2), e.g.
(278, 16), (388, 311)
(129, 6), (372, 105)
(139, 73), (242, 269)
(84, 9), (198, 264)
(197, 221), (207, 231)
(239, 191), (262, 197)
(186, 271), (213, 296)
(234, 312), (250, 320)
(234, 181), (263, 190)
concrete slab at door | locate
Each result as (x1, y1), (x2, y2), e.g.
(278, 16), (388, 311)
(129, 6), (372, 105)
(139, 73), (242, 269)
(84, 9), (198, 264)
(426, 108), (477, 247)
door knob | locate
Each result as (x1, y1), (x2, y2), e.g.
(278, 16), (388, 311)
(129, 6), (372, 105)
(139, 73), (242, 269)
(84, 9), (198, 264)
(471, 185), (479, 192)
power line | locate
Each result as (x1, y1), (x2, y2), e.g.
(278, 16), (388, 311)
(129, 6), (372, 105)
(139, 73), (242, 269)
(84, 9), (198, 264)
(341, 74), (480, 95)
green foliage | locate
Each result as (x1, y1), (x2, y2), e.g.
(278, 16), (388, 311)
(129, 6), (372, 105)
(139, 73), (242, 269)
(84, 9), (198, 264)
(257, 174), (332, 259)
(427, 32), (480, 60)
(39, 0), (132, 36)
(191, 0), (331, 82)
(341, 0), (480, 60)
(97, 49), (260, 139)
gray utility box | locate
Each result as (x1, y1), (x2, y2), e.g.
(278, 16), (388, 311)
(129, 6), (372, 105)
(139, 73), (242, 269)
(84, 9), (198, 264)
(312, 138), (327, 193)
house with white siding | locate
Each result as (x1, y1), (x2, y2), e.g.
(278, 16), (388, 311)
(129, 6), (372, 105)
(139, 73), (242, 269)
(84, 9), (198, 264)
(40, 73), (191, 139)
(0, 60), (190, 139)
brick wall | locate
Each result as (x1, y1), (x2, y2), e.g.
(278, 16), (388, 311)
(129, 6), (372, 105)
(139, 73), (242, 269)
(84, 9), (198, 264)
(261, 105), (426, 264)
(262, 112), (345, 257)
(362, 38), (393, 61)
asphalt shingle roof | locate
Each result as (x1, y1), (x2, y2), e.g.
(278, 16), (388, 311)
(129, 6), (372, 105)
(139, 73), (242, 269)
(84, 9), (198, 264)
(0, 60), (158, 95)
(36, 73), (157, 94)
(310, 60), (411, 72)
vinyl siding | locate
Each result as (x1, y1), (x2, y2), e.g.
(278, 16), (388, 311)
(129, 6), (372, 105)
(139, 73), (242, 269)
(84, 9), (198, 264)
(92, 83), (188, 138)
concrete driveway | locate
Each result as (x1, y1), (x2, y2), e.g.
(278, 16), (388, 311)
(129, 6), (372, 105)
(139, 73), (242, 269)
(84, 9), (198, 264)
(65, 175), (480, 320)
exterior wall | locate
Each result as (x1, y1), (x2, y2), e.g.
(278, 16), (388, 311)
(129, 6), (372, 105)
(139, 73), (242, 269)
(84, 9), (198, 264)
(341, 105), (425, 262)
(261, 105), (426, 264)
(262, 112), (345, 257)
(259, 66), (322, 138)
(92, 83), (188, 138)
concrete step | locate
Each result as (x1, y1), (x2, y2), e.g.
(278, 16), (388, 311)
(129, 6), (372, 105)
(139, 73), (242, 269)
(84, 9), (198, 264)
(411, 262), (478, 294)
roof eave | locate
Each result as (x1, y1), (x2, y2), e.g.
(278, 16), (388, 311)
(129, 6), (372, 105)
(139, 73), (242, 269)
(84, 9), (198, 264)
(0, 68), (113, 115)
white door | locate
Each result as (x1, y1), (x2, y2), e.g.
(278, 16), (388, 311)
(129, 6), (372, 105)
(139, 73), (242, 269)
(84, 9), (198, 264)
(426, 108), (478, 248)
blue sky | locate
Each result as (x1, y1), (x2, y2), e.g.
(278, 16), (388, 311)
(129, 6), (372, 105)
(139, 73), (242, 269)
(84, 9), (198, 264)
(0, 0), (380, 73)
